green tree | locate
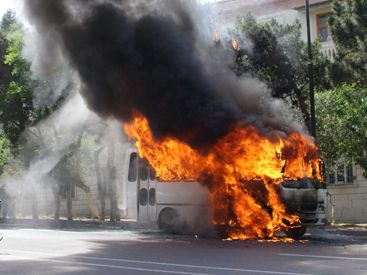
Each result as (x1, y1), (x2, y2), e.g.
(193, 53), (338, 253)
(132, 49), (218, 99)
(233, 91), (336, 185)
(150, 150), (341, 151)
(0, 11), (35, 150)
(329, 0), (367, 85)
(0, 132), (11, 168)
(231, 14), (330, 133)
(315, 0), (367, 176)
(316, 84), (367, 176)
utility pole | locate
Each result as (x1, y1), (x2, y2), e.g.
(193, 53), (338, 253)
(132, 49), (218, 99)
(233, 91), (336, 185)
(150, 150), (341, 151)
(306, 0), (316, 138)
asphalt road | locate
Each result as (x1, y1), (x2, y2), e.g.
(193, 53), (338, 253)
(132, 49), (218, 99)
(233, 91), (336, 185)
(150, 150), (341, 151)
(0, 225), (366, 275)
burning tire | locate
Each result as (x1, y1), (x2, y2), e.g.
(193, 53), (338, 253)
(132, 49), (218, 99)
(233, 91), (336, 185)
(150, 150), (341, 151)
(215, 225), (230, 239)
(285, 225), (307, 239)
(158, 208), (179, 231)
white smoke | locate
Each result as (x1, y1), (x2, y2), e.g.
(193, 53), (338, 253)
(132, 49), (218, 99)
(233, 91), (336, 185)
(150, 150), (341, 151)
(0, 2), (129, 219)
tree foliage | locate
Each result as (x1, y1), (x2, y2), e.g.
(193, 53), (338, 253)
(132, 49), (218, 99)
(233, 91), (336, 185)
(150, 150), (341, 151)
(316, 84), (367, 176)
(0, 10), (35, 150)
(314, 0), (367, 176)
(329, 0), (367, 85)
(231, 14), (330, 132)
(0, 132), (11, 168)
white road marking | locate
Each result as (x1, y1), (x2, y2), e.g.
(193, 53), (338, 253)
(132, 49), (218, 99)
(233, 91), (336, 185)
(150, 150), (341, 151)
(2, 249), (313, 275)
(279, 253), (367, 261)
(5, 254), (210, 275)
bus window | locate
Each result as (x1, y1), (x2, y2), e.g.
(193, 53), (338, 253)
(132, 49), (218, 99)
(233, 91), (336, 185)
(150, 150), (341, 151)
(139, 158), (148, 181)
(149, 188), (156, 206)
(139, 188), (148, 206)
(149, 167), (156, 181)
(128, 152), (138, 182)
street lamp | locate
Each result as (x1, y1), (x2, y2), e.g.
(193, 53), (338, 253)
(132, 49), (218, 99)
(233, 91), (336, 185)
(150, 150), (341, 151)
(306, 0), (316, 138)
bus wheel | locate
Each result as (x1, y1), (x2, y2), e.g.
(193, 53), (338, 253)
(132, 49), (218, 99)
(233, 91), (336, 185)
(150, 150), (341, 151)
(158, 208), (179, 231)
(285, 225), (307, 239)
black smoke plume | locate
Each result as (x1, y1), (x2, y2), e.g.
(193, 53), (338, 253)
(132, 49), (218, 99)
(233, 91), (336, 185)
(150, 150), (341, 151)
(25, 0), (304, 150)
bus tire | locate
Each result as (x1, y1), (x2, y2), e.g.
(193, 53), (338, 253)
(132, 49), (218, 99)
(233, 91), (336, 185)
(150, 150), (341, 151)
(285, 225), (307, 239)
(158, 208), (179, 231)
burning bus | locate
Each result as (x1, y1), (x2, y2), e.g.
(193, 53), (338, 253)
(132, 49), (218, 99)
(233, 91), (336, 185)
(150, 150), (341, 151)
(123, 147), (326, 240)
(123, 114), (326, 240)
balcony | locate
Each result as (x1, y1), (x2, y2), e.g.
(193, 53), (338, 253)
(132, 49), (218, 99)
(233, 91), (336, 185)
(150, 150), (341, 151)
(320, 40), (335, 60)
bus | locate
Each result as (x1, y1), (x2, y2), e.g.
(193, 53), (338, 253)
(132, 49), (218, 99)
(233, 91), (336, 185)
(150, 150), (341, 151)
(123, 148), (326, 238)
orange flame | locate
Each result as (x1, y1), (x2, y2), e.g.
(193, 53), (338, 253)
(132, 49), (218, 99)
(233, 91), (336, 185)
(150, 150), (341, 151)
(231, 35), (240, 51)
(124, 112), (321, 239)
(211, 23), (221, 44)
(212, 33), (221, 44)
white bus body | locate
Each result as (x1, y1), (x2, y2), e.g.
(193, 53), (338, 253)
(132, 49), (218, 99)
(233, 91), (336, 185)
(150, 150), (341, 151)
(123, 148), (211, 231)
(123, 148), (326, 236)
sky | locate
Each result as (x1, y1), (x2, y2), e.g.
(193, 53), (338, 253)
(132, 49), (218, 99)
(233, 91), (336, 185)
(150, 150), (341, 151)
(0, 0), (24, 20)
(0, 0), (19, 14)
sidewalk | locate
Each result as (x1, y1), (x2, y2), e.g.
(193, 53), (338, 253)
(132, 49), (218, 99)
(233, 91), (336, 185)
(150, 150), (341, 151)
(328, 223), (367, 230)
(0, 218), (157, 231)
(319, 223), (367, 239)
(1, 219), (366, 242)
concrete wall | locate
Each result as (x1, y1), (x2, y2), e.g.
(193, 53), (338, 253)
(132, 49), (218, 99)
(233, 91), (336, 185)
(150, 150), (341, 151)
(56, 140), (130, 219)
(327, 165), (367, 223)
(256, 10), (299, 25)
(12, 174), (114, 219)
(11, 141), (131, 220)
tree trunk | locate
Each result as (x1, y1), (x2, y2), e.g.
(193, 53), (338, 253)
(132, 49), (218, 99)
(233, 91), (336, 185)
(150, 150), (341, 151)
(52, 184), (60, 220)
(30, 127), (46, 222)
(32, 184), (39, 221)
(49, 125), (60, 221)
(76, 180), (99, 218)
(73, 132), (100, 219)
(108, 142), (119, 222)
(66, 181), (73, 220)
(94, 148), (105, 221)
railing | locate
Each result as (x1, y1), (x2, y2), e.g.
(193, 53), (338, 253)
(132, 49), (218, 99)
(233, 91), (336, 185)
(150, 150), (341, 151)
(320, 41), (335, 60)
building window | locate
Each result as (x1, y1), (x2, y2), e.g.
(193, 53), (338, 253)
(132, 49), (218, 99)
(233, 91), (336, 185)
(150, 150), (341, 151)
(346, 163), (353, 183)
(336, 164), (345, 183)
(327, 163), (354, 185)
(328, 171), (335, 185)
(317, 13), (332, 42)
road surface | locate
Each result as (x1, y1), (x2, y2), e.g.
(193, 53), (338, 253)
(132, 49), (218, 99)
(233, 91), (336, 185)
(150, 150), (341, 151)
(0, 225), (366, 274)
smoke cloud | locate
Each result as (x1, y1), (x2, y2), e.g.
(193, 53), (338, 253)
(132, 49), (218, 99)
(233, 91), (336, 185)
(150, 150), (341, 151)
(24, 0), (305, 151)
(0, 90), (128, 218)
